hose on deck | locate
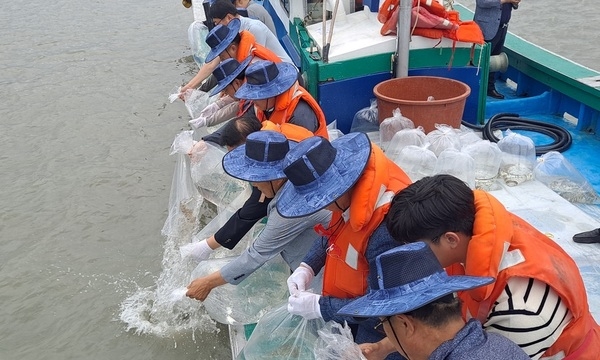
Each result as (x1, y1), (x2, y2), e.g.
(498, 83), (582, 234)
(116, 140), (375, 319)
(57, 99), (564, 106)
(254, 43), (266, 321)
(461, 113), (573, 156)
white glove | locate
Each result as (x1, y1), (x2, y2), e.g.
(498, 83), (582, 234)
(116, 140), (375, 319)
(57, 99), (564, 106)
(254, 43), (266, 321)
(188, 115), (207, 129)
(288, 291), (322, 319)
(287, 263), (315, 295)
(180, 237), (213, 262)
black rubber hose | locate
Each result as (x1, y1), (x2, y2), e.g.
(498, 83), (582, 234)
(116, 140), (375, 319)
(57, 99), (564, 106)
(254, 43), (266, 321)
(461, 113), (573, 156)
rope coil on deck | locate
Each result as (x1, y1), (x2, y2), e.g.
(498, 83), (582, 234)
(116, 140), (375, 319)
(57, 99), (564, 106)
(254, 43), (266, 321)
(462, 113), (573, 156)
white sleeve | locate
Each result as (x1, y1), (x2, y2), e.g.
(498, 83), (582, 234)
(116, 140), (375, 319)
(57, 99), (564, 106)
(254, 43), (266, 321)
(483, 277), (573, 360)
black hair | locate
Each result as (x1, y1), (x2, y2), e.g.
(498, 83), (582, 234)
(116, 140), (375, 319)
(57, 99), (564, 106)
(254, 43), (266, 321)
(220, 116), (262, 148)
(404, 294), (462, 327)
(386, 174), (475, 244)
(209, 0), (238, 19)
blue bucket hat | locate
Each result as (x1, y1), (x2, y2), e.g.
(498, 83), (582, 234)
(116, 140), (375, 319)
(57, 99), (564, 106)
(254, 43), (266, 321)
(209, 56), (252, 96)
(222, 130), (295, 182)
(276, 133), (371, 218)
(337, 242), (494, 318)
(233, 60), (299, 100)
(205, 17), (241, 63)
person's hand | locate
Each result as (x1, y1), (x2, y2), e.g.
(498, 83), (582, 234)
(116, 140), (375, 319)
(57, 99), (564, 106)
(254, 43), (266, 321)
(287, 263), (314, 295)
(180, 237), (213, 262)
(359, 338), (397, 360)
(188, 115), (207, 129)
(178, 85), (192, 100)
(186, 276), (214, 302)
(287, 291), (321, 319)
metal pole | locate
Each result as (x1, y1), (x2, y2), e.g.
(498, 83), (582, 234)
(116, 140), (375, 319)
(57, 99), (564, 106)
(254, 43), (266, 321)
(395, 0), (412, 78)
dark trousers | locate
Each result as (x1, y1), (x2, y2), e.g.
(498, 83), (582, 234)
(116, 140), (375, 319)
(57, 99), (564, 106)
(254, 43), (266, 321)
(487, 23), (509, 90)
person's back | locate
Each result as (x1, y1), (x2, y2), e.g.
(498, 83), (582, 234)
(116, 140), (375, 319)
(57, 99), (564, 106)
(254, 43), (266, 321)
(243, 0), (277, 35)
(210, 0), (291, 63)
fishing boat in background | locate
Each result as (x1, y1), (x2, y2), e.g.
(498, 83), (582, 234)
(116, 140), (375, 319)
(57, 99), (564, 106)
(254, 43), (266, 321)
(186, 0), (600, 358)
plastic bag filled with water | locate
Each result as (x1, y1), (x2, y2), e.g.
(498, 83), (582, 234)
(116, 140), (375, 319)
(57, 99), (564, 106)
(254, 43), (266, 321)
(462, 140), (502, 191)
(162, 131), (203, 238)
(497, 129), (536, 186)
(534, 151), (599, 203)
(326, 120), (344, 141)
(392, 145), (437, 182)
(239, 303), (327, 360)
(188, 21), (211, 67)
(190, 256), (289, 325)
(425, 124), (461, 156)
(385, 126), (427, 159)
(314, 321), (366, 360)
(189, 140), (251, 210)
(350, 99), (379, 133)
(379, 108), (415, 151)
(434, 148), (476, 189)
(183, 88), (211, 119)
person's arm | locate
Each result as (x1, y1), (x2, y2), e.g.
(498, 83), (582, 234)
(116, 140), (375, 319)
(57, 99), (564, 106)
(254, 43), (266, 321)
(186, 270), (227, 301)
(180, 57), (220, 94)
(483, 277), (572, 360)
(220, 206), (329, 285)
(213, 186), (272, 249)
(476, 0), (503, 9)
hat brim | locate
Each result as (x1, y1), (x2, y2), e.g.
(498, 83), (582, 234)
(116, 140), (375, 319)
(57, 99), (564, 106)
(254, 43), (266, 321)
(222, 141), (297, 182)
(233, 62), (298, 100)
(337, 272), (494, 318)
(277, 132), (371, 218)
(209, 56), (252, 97)
(205, 18), (241, 63)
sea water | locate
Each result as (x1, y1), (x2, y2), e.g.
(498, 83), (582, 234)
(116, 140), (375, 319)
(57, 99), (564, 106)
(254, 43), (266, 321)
(1, 0), (599, 359)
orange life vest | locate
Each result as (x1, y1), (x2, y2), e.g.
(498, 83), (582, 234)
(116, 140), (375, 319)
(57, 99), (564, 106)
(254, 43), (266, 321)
(236, 30), (282, 63)
(379, 0), (484, 45)
(260, 120), (315, 142)
(255, 82), (329, 139)
(447, 191), (600, 359)
(320, 144), (411, 298)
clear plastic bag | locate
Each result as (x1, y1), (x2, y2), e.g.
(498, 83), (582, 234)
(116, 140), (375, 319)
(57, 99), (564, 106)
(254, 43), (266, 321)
(534, 151), (599, 204)
(392, 145), (438, 182)
(314, 321), (366, 360)
(385, 126), (427, 159)
(190, 256), (290, 325)
(425, 124), (461, 156)
(240, 303), (327, 359)
(434, 148), (476, 189)
(161, 131), (203, 238)
(350, 99), (379, 133)
(462, 140), (502, 191)
(188, 21), (211, 67)
(327, 120), (344, 141)
(379, 108), (415, 151)
(183, 88), (211, 119)
(497, 129), (536, 186)
(189, 140), (251, 210)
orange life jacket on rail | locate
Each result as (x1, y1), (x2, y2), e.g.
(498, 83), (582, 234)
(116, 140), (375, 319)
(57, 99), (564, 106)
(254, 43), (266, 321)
(378, 0), (484, 45)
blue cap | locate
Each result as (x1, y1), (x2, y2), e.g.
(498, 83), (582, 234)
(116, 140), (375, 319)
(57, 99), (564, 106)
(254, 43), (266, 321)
(234, 60), (298, 100)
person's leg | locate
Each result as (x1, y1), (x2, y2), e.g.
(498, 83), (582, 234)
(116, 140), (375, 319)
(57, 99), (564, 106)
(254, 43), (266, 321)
(487, 24), (509, 98)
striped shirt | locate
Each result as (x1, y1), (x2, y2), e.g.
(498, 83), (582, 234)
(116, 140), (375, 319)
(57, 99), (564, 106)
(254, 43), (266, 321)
(483, 277), (573, 359)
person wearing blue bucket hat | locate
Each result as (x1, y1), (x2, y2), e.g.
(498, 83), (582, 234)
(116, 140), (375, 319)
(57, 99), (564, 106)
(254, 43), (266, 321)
(275, 133), (412, 358)
(337, 242), (529, 360)
(234, 60), (329, 138)
(385, 174), (600, 359)
(189, 57), (256, 132)
(179, 0), (292, 96)
(186, 130), (331, 302)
